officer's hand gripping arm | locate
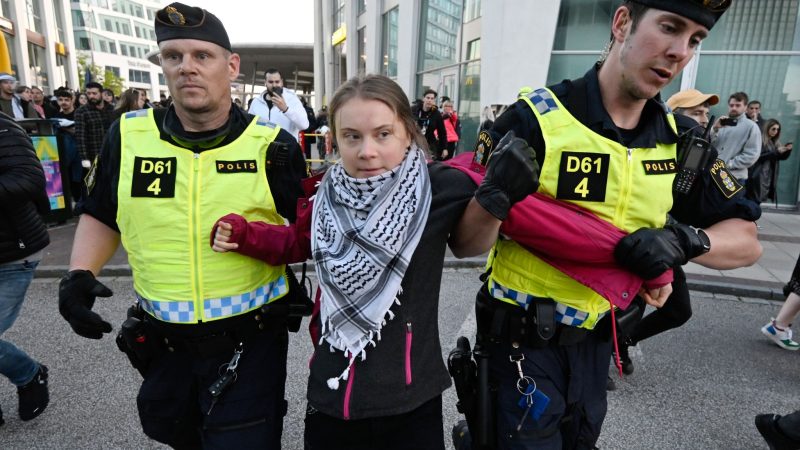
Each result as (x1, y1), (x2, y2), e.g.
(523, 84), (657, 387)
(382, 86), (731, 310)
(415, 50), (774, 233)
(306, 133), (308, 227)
(614, 224), (710, 280)
(473, 131), (540, 221)
(59, 269), (114, 339)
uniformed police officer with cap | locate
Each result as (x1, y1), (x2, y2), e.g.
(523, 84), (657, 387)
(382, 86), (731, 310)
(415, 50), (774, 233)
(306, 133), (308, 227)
(57, 3), (305, 448)
(459, 1), (763, 448)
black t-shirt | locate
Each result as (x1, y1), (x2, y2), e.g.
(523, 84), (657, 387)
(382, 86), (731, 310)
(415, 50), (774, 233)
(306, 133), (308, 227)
(485, 65), (760, 228)
(78, 104), (306, 231)
(307, 162), (476, 420)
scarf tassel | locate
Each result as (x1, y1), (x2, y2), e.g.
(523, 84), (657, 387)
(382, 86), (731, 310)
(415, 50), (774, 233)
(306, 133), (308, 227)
(327, 359), (353, 390)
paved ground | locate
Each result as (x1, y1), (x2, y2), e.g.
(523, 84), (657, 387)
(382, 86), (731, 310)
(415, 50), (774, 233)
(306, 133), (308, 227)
(1, 269), (798, 449)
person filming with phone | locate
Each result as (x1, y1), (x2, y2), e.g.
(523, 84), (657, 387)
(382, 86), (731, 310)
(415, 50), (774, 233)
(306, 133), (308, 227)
(248, 68), (309, 142)
(712, 91), (761, 185)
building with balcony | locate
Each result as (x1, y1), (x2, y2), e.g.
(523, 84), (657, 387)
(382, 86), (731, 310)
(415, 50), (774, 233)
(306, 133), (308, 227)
(0, 0), (78, 93)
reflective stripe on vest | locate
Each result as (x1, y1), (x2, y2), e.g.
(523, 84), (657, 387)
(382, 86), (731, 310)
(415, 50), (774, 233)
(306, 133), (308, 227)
(488, 88), (678, 329)
(117, 108), (288, 323)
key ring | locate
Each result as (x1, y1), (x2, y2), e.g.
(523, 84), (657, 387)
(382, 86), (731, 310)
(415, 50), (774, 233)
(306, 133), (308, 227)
(516, 376), (537, 396)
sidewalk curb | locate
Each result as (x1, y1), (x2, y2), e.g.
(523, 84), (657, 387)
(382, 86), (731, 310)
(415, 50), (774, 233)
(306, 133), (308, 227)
(37, 260), (786, 301)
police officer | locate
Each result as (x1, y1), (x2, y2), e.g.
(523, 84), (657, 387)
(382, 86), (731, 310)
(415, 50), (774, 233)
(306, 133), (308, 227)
(57, 3), (305, 448)
(464, 1), (762, 448)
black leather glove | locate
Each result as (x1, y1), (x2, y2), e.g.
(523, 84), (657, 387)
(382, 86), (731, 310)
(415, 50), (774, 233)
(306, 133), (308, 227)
(474, 131), (540, 220)
(614, 224), (710, 280)
(59, 270), (114, 339)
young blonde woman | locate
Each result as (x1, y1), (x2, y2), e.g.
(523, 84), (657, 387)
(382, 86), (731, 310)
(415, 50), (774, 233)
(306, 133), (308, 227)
(210, 74), (539, 449)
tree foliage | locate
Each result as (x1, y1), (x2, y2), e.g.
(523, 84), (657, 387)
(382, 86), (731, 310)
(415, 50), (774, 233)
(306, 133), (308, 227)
(76, 54), (126, 95)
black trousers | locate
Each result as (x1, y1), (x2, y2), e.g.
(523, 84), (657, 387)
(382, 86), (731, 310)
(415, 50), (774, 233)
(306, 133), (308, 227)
(136, 327), (289, 449)
(304, 395), (445, 450)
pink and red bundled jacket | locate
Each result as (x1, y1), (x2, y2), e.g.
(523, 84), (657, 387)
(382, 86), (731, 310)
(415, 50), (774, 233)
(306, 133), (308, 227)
(444, 152), (671, 310)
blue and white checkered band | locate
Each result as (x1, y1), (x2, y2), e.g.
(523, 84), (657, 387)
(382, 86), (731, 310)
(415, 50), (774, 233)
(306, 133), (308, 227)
(488, 279), (602, 327)
(526, 88), (559, 115)
(124, 110), (149, 119)
(137, 275), (288, 323)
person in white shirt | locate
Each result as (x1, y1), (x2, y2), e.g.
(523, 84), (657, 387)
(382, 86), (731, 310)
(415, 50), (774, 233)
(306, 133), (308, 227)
(248, 68), (308, 142)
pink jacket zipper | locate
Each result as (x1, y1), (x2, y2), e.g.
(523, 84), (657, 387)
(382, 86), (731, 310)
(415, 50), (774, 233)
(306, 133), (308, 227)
(343, 362), (355, 420)
(405, 322), (413, 385)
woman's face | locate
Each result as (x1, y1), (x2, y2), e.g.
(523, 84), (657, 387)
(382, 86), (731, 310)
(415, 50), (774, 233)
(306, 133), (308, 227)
(78, 94), (88, 105)
(136, 91), (145, 109)
(336, 97), (411, 179)
(769, 124), (780, 139)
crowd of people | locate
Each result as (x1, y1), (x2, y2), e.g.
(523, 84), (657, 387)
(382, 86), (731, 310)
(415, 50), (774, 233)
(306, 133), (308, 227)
(0, 0), (798, 449)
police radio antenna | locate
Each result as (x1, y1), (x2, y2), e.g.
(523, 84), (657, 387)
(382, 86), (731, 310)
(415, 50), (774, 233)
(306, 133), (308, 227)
(704, 115), (716, 140)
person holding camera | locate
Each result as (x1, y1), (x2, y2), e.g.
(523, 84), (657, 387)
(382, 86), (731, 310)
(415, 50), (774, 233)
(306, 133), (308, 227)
(248, 68), (309, 142)
(712, 91), (762, 184)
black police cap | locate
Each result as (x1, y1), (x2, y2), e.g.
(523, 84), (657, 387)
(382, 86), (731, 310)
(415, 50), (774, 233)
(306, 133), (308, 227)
(154, 2), (231, 52)
(629, 0), (731, 30)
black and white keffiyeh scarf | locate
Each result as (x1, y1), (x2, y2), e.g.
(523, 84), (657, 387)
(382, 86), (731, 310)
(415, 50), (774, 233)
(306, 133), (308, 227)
(312, 145), (431, 389)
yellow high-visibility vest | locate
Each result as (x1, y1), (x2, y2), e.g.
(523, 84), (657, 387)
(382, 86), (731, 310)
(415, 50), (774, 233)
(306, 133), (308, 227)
(117, 109), (288, 323)
(488, 88), (678, 329)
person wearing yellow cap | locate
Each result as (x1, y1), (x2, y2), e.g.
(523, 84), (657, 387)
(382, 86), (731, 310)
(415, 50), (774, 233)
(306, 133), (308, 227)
(666, 88), (719, 128)
(452, 1), (764, 448)
(56, 2), (308, 448)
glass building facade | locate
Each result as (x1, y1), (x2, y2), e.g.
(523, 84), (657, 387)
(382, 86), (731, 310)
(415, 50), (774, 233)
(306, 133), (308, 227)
(319, 0), (800, 204)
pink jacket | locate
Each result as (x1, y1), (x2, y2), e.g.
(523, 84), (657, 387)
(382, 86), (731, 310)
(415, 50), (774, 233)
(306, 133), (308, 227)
(445, 153), (672, 310)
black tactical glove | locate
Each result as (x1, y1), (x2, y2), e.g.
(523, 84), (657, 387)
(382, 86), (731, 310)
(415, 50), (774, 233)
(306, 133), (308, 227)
(58, 270), (114, 339)
(614, 224), (710, 280)
(474, 131), (540, 220)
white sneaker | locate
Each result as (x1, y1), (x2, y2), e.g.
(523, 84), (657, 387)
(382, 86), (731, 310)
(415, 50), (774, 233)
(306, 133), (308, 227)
(761, 319), (800, 351)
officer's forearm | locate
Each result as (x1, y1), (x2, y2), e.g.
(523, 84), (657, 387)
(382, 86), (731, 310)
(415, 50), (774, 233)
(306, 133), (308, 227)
(690, 218), (761, 269)
(69, 213), (121, 276)
(450, 198), (501, 258)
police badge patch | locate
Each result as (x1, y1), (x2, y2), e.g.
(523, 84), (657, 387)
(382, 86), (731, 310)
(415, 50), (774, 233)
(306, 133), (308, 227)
(475, 130), (493, 166)
(708, 158), (743, 198)
(165, 6), (186, 25)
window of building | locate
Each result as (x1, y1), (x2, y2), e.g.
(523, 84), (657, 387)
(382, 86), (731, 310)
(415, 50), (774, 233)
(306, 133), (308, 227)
(122, 23), (130, 35)
(158, 73), (165, 85)
(332, 0), (345, 30)
(120, 45), (127, 56)
(357, 27), (366, 76)
(105, 65), (120, 77)
(417, 0), (463, 72)
(104, 18), (113, 31)
(357, 0), (366, 16)
(381, 7), (399, 78)
(466, 38), (480, 60)
(27, 42), (48, 92)
(25, 0), (42, 34)
(0, 0), (11, 19)
(463, 0), (481, 22)
(108, 42), (116, 54)
(78, 37), (90, 50)
(129, 69), (150, 84)
(54, 0), (67, 42)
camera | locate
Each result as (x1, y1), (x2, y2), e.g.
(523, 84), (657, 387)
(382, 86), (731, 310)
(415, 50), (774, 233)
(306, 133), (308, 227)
(719, 117), (738, 127)
(268, 86), (283, 97)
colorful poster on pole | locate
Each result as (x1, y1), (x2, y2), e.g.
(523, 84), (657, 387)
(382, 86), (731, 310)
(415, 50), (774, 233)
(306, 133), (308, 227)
(32, 135), (65, 211)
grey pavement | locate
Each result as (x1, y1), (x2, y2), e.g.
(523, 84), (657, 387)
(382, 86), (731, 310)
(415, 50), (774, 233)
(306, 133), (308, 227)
(38, 206), (800, 299)
(1, 270), (798, 449)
